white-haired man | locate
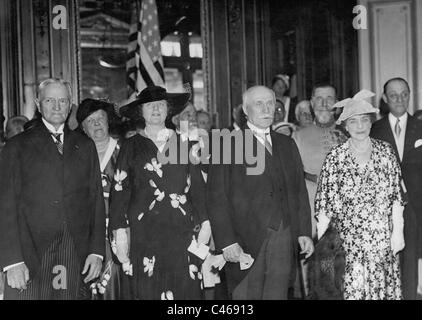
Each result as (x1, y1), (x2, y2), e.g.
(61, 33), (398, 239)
(207, 85), (313, 299)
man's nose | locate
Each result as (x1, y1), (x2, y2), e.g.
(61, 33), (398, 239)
(52, 101), (60, 110)
(263, 104), (271, 113)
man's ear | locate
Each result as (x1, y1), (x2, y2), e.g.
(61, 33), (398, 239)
(242, 104), (248, 117)
(34, 99), (41, 112)
(382, 93), (387, 104)
(310, 98), (315, 110)
(172, 115), (179, 127)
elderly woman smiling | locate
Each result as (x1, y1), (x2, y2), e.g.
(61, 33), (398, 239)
(76, 99), (128, 300)
(314, 90), (405, 300)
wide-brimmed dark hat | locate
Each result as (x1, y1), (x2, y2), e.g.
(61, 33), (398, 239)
(76, 98), (118, 125)
(119, 86), (190, 120)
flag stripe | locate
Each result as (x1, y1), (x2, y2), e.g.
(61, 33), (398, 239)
(138, 41), (165, 86)
(126, 0), (165, 96)
(154, 60), (165, 82)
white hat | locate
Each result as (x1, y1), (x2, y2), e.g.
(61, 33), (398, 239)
(273, 74), (290, 90)
(334, 89), (379, 124)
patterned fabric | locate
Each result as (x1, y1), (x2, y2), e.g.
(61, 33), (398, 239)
(109, 133), (207, 300)
(315, 138), (404, 300)
(91, 140), (126, 300)
(5, 225), (84, 300)
(50, 133), (63, 155)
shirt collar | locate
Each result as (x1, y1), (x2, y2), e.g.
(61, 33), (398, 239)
(247, 121), (270, 135)
(388, 112), (408, 124)
(42, 118), (65, 134)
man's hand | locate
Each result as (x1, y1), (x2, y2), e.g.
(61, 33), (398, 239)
(6, 263), (29, 290)
(222, 243), (244, 263)
(298, 236), (314, 259)
(82, 254), (102, 283)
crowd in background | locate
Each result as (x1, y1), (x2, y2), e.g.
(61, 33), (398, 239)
(0, 74), (422, 300)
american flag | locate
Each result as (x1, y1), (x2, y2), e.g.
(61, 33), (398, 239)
(126, 0), (165, 97)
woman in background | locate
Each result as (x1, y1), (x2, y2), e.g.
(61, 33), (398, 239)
(271, 74), (297, 123)
(315, 90), (404, 300)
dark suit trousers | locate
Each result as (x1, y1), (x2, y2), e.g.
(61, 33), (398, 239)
(400, 205), (421, 300)
(4, 224), (85, 300)
(232, 221), (292, 300)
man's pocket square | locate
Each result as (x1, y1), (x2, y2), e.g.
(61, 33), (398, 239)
(415, 139), (422, 148)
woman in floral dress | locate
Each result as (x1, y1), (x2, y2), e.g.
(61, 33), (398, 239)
(315, 90), (405, 300)
(109, 86), (210, 300)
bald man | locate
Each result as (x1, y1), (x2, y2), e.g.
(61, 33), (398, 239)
(207, 86), (313, 300)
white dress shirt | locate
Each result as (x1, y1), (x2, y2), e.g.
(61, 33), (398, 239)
(42, 118), (65, 144)
(247, 121), (272, 147)
(388, 112), (408, 161)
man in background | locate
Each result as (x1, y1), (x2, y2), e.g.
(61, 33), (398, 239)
(292, 83), (347, 297)
(371, 77), (422, 299)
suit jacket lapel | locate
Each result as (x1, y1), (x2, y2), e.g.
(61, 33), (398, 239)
(63, 127), (81, 183)
(403, 114), (416, 162)
(28, 121), (63, 162)
(270, 131), (288, 192)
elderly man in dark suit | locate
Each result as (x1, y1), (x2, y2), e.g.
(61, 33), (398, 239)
(0, 78), (105, 300)
(371, 77), (422, 299)
(207, 85), (314, 300)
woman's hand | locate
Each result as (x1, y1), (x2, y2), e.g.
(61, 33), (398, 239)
(114, 228), (130, 264)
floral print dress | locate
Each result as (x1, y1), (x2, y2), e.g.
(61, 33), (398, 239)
(315, 138), (403, 300)
(109, 132), (207, 300)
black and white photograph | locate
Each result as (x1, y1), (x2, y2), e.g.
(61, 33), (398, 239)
(0, 0), (422, 307)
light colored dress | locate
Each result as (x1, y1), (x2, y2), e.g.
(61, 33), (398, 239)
(315, 138), (403, 300)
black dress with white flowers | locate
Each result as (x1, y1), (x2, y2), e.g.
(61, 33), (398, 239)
(109, 132), (207, 300)
(315, 138), (403, 300)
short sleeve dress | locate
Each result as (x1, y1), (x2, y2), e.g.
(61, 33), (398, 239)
(109, 131), (207, 300)
(315, 138), (403, 300)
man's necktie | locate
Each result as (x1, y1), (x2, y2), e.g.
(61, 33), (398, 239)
(256, 132), (273, 155)
(264, 132), (273, 155)
(51, 133), (63, 155)
(394, 118), (401, 138)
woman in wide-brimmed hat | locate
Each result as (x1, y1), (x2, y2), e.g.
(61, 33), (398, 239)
(109, 86), (210, 300)
(314, 90), (405, 300)
(76, 98), (132, 300)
